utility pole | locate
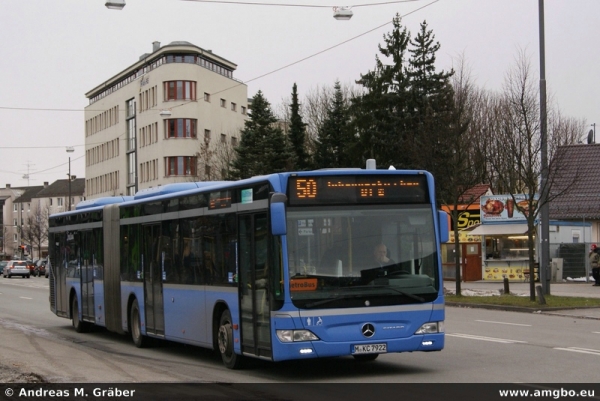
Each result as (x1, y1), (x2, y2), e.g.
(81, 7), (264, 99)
(539, 0), (551, 295)
(66, 147), (74, 211)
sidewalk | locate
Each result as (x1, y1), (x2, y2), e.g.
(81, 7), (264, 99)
(444, 280), (600, 320)
(444, 279), (600, 299)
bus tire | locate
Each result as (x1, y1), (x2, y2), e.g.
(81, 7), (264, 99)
(130, 299), (149, 348)
(71, 296), (88, 333)
(217, 309), (244, 369)
(353, 353), (379, 362)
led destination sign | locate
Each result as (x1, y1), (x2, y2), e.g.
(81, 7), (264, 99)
(288, 175), (429, 205)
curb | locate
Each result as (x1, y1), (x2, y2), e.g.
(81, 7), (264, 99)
(446, 302), (600, 320)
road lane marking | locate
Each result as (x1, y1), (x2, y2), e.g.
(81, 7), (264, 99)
(447, 333), (527, 344)
(555, 347), (600, 356)
(19, 297), (33, 300)
(475, 320), (531, 327)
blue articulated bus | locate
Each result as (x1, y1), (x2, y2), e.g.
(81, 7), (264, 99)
(48, 165), (449, 369)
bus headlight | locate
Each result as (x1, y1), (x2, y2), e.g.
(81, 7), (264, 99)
(415, 321), (444, 334)
(276, 330), (319, 343)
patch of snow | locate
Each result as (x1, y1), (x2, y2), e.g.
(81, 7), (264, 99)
(445, 287), (529, 297)
(565, 276), (594, 282)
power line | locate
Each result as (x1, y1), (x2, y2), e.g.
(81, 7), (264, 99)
(0, 0), (438, 112)
(211, 0), (439, 95)
(181, 0), (422, 8)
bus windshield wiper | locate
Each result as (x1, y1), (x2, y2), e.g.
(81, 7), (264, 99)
(304, 286), (425, 308)
(353, 285), (426, 303)
(305, 294), (363, 308)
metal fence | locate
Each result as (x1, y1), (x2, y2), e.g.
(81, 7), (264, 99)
(550, 242), (590, 280)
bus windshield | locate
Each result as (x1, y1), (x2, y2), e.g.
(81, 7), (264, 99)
(286, 205), (439, 309)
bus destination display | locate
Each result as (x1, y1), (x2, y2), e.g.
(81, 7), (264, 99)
(288, 175), (429, 205)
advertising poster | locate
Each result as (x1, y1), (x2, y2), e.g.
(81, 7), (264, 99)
(483, 265), (538, 281)
(480, 194), (538, 223)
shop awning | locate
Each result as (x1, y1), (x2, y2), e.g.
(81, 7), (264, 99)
(468, 223), (529, 236)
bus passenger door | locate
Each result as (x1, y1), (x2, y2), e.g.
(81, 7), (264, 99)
(238, 213), (272, 359)
(80, 230), (95, 322)
(142, 224), (165, 336)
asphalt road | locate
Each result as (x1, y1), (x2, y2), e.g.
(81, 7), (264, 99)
(1, 277), (600, 387)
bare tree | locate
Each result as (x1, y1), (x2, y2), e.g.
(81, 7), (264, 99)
(438, 54), (487, 295)
(487, 49), (581, 300)
(20, 203), (50, 260)
(194, 131), (238, 181)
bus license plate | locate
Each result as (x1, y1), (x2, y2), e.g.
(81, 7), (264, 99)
(353, 343), (387, 354)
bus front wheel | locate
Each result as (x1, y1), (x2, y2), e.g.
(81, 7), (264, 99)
(217, 309), (244, 369)
(131, 299), (149, 348)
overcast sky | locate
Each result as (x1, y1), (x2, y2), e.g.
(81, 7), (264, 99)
(0, 0), (598, 189)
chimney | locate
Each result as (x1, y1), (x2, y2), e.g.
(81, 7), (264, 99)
(44, 182), (49, 188)
(152, 41), (160, 52)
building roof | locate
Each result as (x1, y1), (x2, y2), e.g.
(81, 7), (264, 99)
(549, 144), (600, 219)
(13, 186), (45, 203)
(85, 41), (237, 99)
(35, 178), (85, 198)
(458, 184), (493, 205)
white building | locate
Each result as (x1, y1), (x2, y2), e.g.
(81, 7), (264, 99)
(84, 41), (248, 198)
(1, 179), (85, 260)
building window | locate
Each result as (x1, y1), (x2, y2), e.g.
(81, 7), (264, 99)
(204, 92), (210, 102)
(241, 106), (247, 115)
(165, 119), (197, 138)
(127, 153), (136, 186)
(231, 136), (238, 147)
(231, 102), (237, 112)
(164, 81), (196, 101)
(127, 98), (136, 118)
(220, 99), (226, 108)
(166, 156), (197, 176)
(204, 129), (211, 142)
(57, 198), (63, 207)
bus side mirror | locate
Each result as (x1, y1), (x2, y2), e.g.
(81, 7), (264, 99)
(438, 210), (449, 243)
(270, 192), (287, 236)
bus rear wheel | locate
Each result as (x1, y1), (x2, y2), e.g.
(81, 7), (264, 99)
(71, 296), (89, 333)
(217, 309), (244, 369)
(131, 299), (149, 348)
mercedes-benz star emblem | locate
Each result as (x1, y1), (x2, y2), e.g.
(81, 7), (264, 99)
(361, 323), (375, 338)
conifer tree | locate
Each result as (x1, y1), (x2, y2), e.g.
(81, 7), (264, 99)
(314, 81), (353, 168)
(352, 14), (413, 169)
(288, 83), (309, 170)
(407, 20), (456, 198)
(230, 91), (293, 179)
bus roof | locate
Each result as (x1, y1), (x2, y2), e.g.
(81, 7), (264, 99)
(76, 196), (134, 210)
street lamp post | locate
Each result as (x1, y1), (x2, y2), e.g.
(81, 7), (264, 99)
(539, 0), (550, 295)
(66, 147), (74, 211)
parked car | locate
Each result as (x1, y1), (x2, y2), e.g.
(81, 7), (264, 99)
(0, 261), (7, 275)
(34, 258), (47, 277)
(25, 260), (36, 276)
(3, 260), (31, 278)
